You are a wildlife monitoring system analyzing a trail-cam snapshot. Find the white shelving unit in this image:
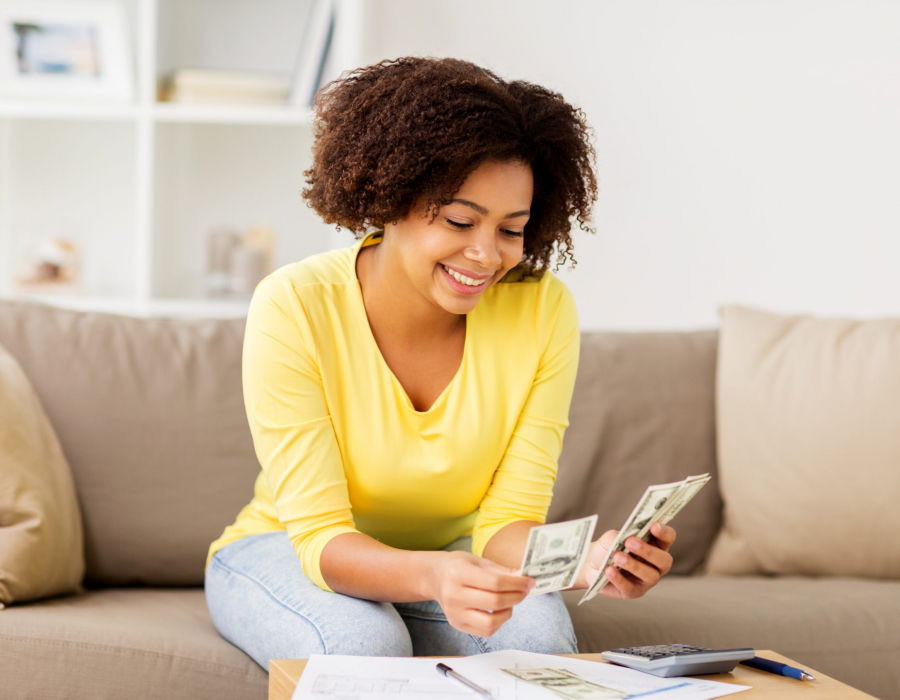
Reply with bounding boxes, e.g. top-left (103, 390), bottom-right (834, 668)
top-left (0, 0), bottom-right (366, 318)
